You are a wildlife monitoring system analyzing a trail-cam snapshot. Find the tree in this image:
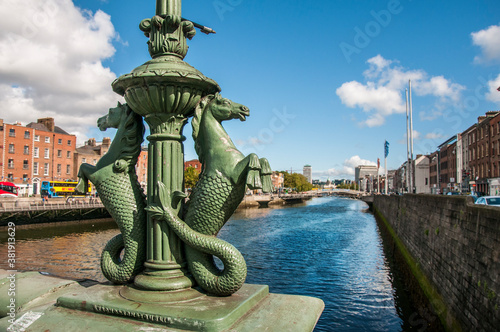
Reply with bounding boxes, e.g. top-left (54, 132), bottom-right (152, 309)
top-left (184, 166), bottom-right (199, 189)
top-left (281, 171), bottom-right (312, 192)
